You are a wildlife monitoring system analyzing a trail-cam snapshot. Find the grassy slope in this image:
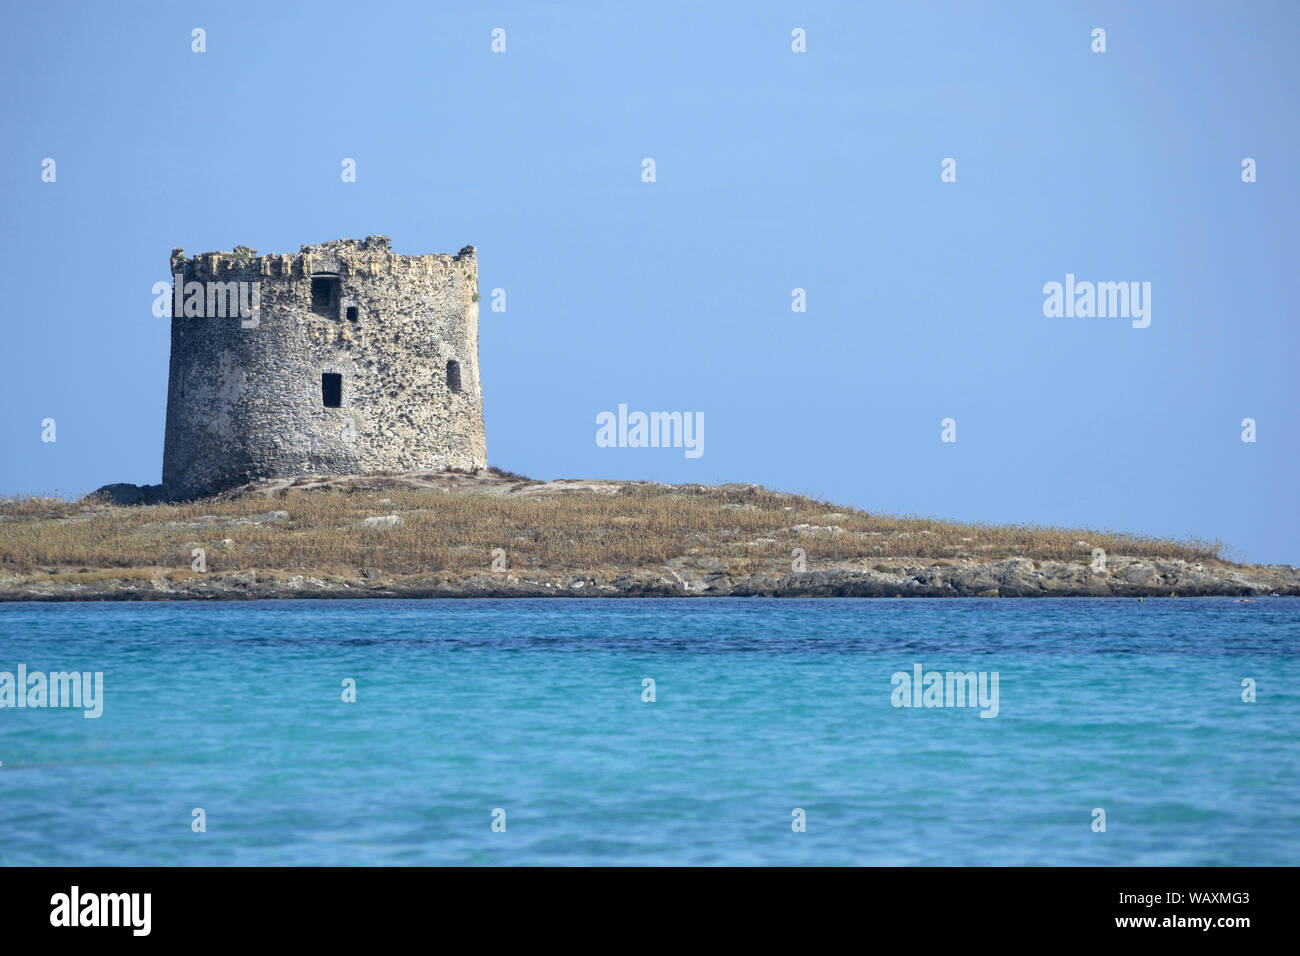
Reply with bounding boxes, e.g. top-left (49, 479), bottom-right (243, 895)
top-left (0, 473), bottom-right (1228, 586)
